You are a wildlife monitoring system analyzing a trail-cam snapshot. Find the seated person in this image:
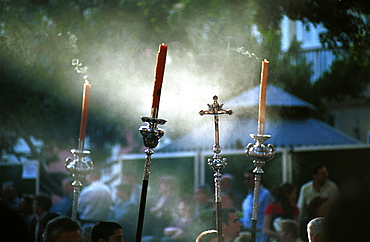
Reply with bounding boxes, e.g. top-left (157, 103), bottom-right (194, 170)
top-left (90, 221), bottom-right (124, 242)
top-left (43, 216), bottom-right (81, 242)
